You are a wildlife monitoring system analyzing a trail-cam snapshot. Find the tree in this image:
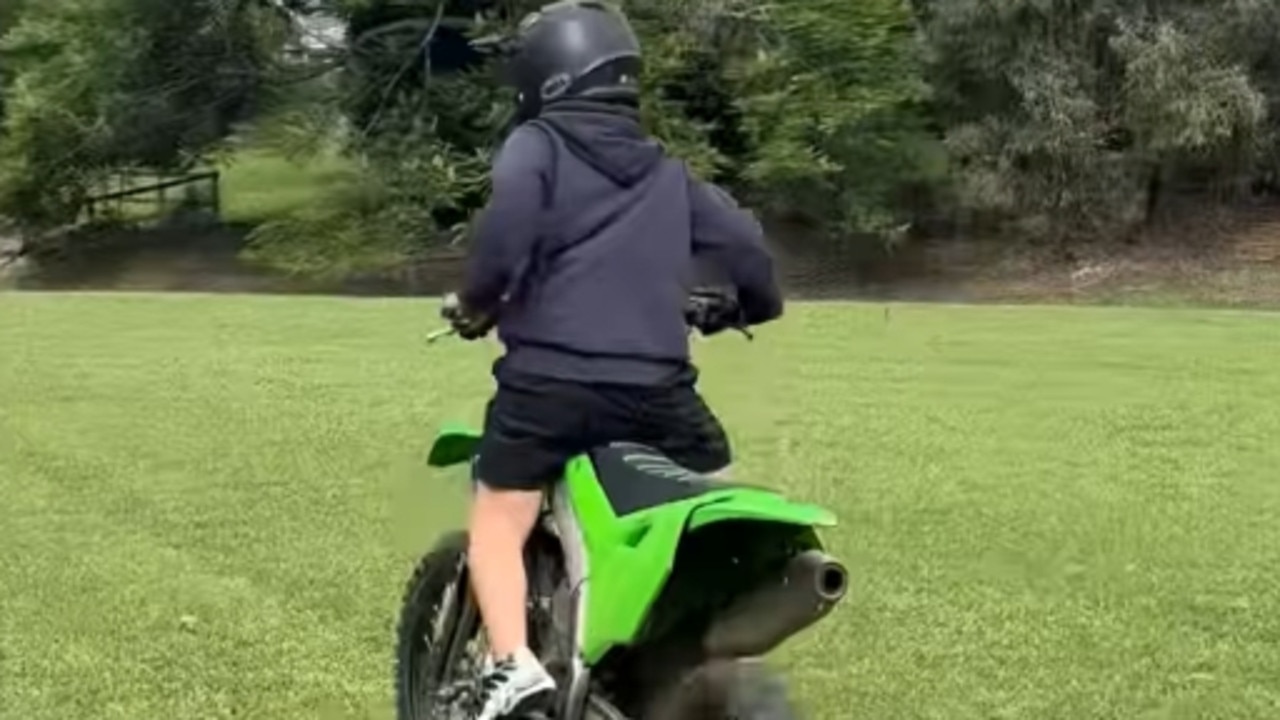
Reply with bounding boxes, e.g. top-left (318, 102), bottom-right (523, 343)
top-left (916, 0), bottom-right (1273, 244)
top-left (7, 0), bottom-right (1278, 273)
top-left (0, 0), bottom-right (287, 223)
top-left (245, 0), bottom-right (937, 274)
top-left (0, 0), bottom-right (28, 131)
top-left (728, 0), bottom-right (936, 238)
